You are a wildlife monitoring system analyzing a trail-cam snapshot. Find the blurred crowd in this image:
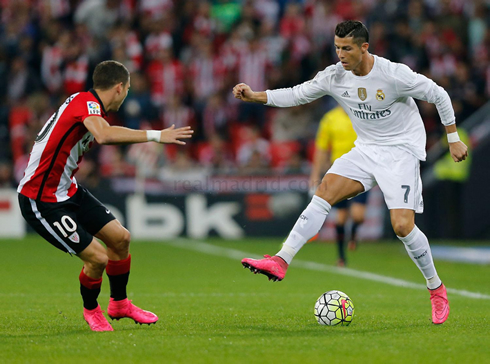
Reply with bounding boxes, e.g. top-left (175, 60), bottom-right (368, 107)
top-left (0, 0), bottom-right (489, 188)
